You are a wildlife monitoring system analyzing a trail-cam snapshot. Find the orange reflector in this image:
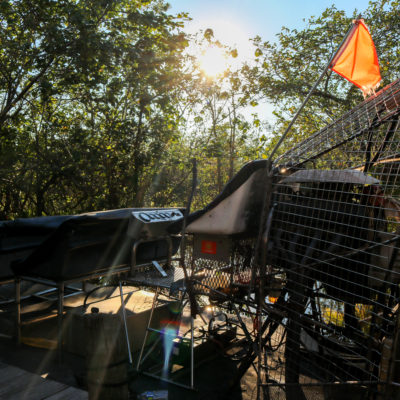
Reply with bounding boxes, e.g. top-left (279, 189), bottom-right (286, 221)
top-left (268, 296), bottom-right (278, 304)
top-left (201, 240), bottom-right (217, 254)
